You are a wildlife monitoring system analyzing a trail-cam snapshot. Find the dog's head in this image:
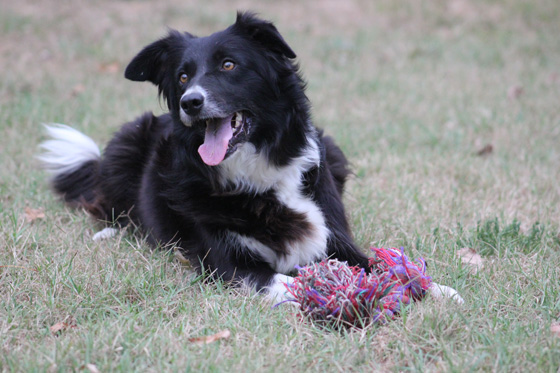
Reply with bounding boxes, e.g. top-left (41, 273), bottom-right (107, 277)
top-left (125, 12), bottom-right (305, 166)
